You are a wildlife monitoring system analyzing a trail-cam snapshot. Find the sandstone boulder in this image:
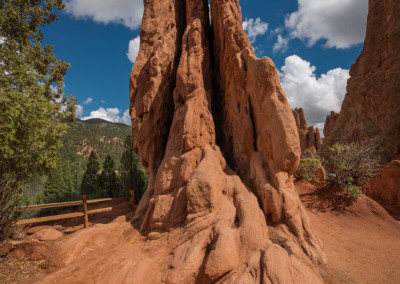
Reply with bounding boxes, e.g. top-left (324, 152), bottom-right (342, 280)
top-left (293, 108), bottom-right (322, 153)
top-left (8, 240), bottom-right (52, 261)
top-left (31, 228), bottom-right (63, 241)
top-left (25, 225), bottom-right (63, 235)
top-left (365, 160), bottom-right (400, 208)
